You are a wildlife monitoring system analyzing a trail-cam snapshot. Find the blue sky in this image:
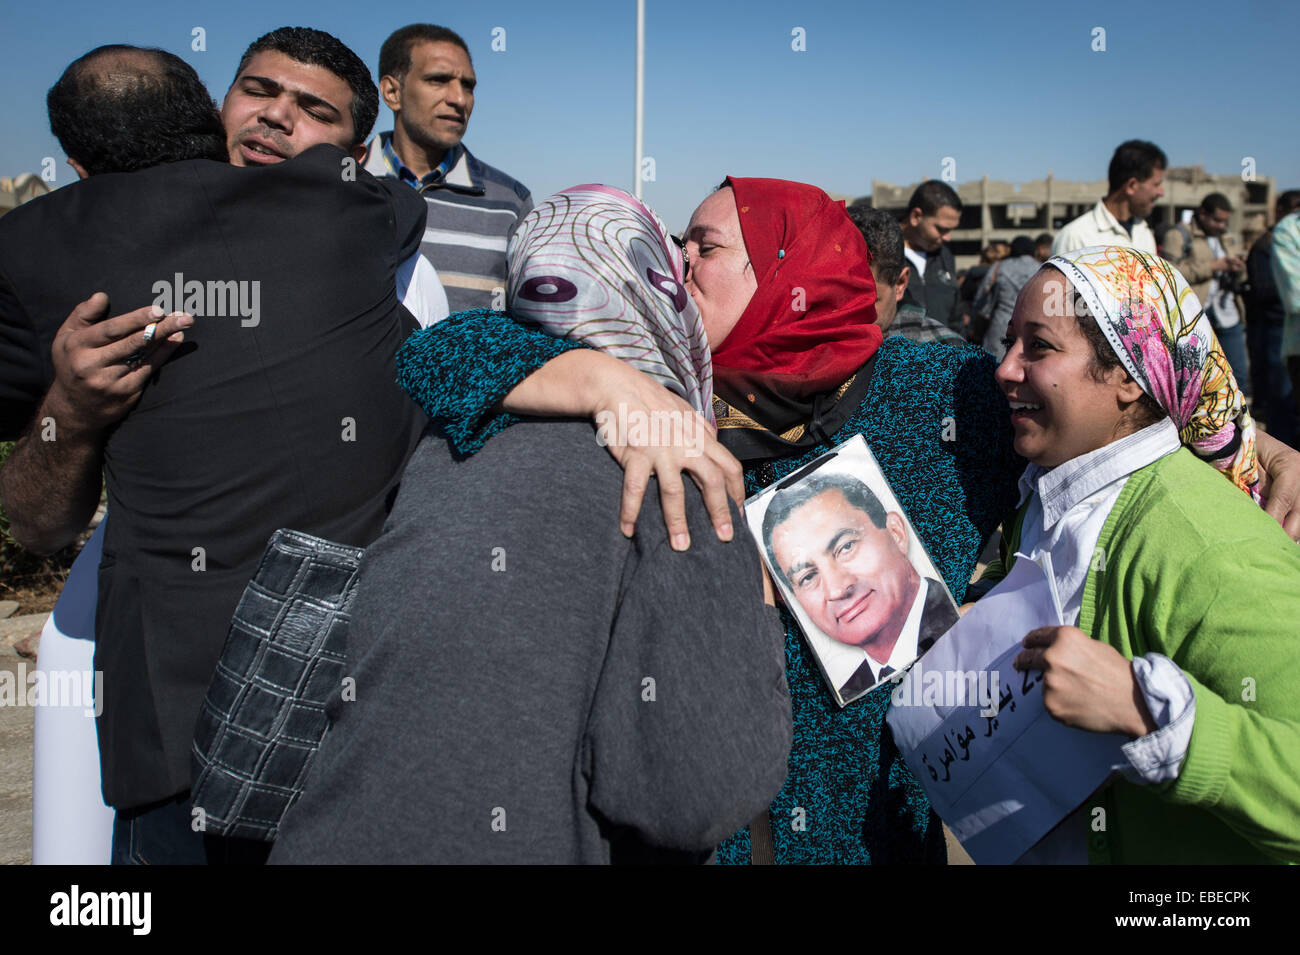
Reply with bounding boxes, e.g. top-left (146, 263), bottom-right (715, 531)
top-left (2, 0), bottom-right (1295, 229)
